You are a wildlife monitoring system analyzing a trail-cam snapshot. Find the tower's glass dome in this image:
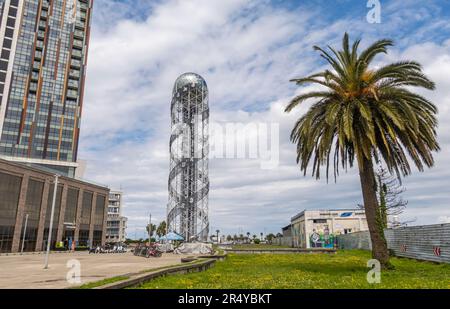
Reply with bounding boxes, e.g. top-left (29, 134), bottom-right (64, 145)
top-left (173, 72), bottom-right (207, 91)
